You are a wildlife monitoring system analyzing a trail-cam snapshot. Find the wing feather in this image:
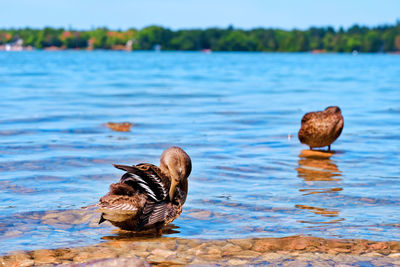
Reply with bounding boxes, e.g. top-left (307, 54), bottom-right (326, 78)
top-left (137, 201), bottom-right (168, 229)
top-left (113, 164), bottom-right (168, 202)
top-left (97, 195), bottom-right (139, 214)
